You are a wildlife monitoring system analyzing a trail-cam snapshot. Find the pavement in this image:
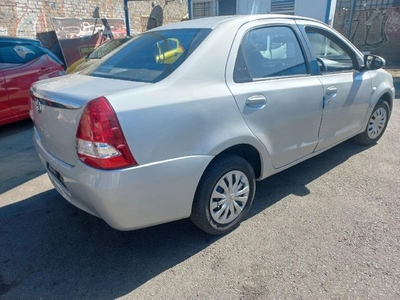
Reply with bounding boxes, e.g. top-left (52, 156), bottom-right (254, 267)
top-left (384, 64), bottom-right (400, 98)
top-left (385, 64), bottom-right (400, 77)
